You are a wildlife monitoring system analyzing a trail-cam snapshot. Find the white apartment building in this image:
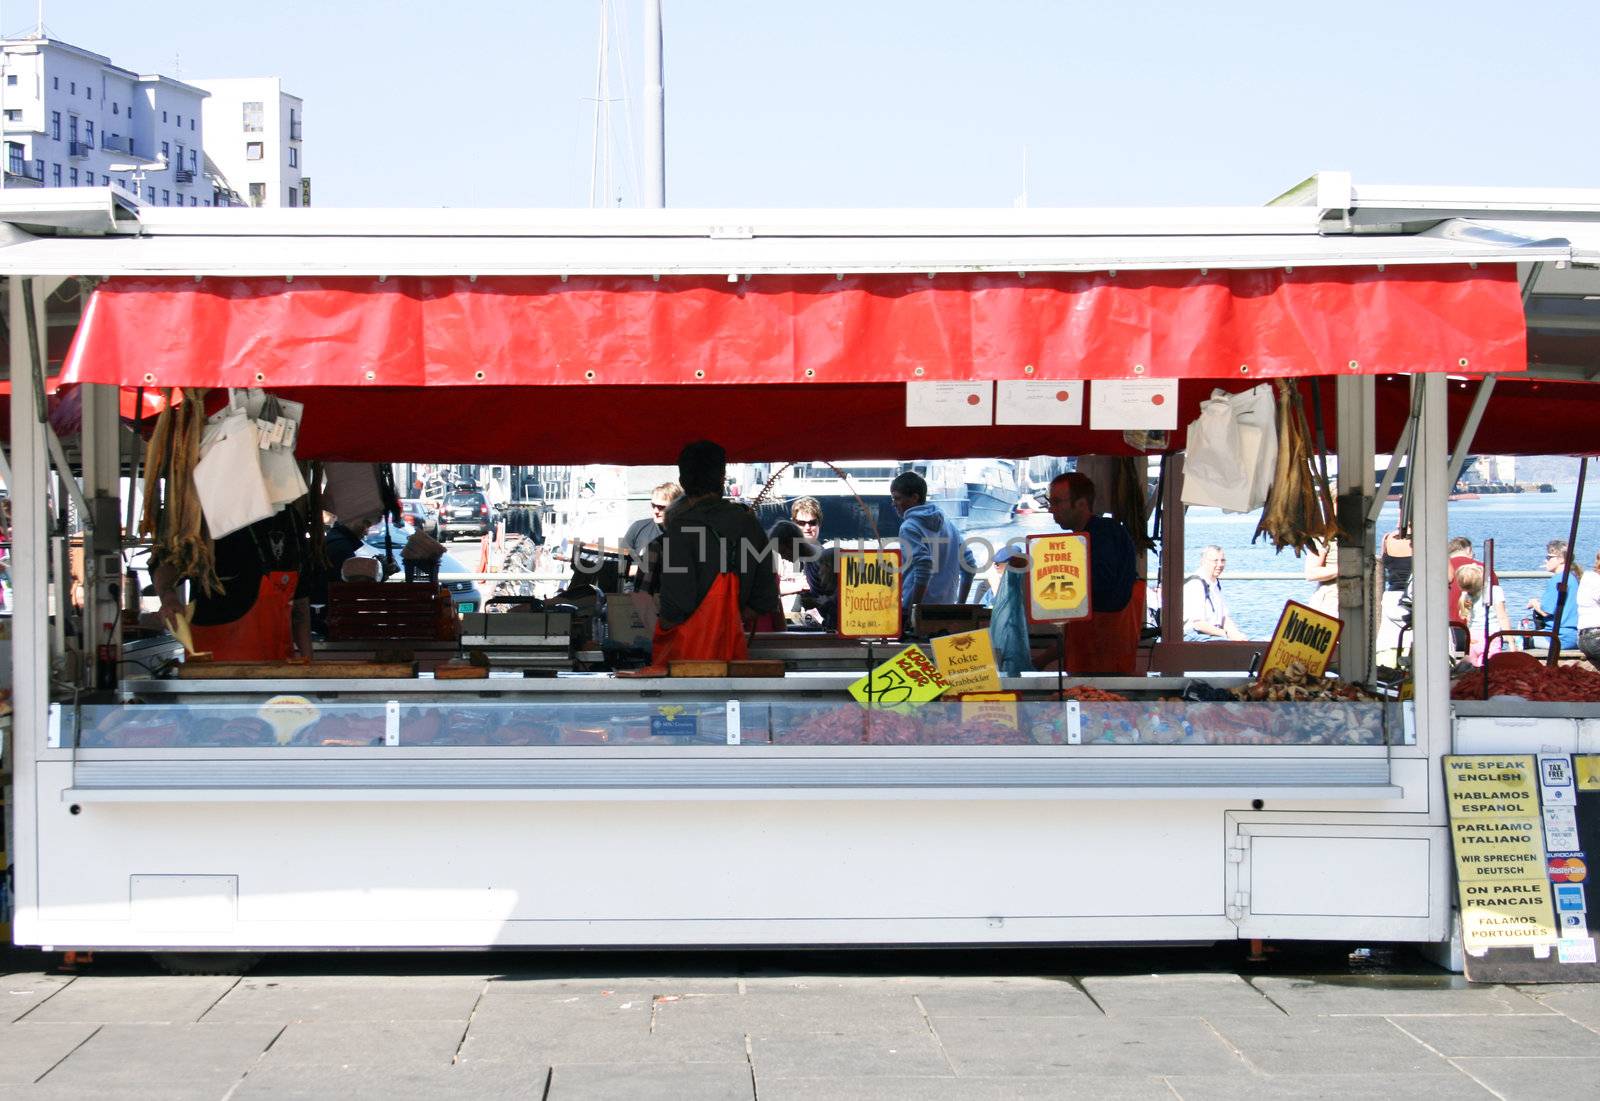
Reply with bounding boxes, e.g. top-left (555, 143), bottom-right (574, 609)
top-left (0, 37), bottom-right (224, 207)
top-left (194, 77), bottom-right (305, 208)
